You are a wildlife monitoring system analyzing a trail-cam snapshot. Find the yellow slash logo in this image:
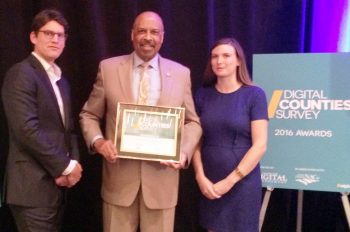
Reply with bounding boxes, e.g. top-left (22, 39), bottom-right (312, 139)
top-left (268, 90), bottom-right (283, 118)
